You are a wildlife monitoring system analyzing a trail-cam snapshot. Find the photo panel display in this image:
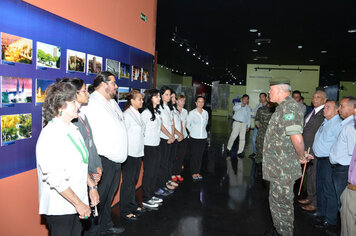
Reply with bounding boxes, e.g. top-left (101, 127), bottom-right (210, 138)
top-left (35, 79), bottom-right (54, 104)
top-left (1, 32), bottom-right (33, 64)
top-left (1, 113), bottom-right (32, 146)
top-left (142, 70), bottom-right (150, 82)
top-left (66, 49), bottom-right (85, 73)
top-left (36, 42), bottom-right (61, 69)
top-left (120, 62), bottom-right (131, 79)
top-left (87, 54), bottom-right (102, 75)
top-left (131, 66), bottom-right (142, 81)
top-left (106, 59), bottom-right (120, 77)
top-left (1, 76), bottom-right (32, 106)
top-left (118, 86), bottom-right (130, 102)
